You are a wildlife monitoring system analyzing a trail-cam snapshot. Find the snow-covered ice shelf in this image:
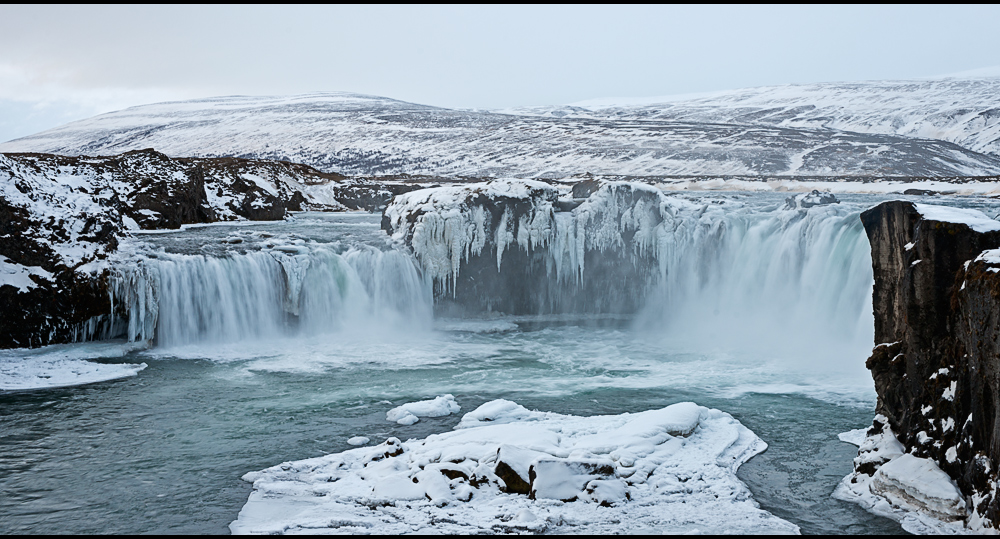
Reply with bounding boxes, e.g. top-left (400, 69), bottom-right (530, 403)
top-left (230, 400), bottom-right (798, 534)
top-left (915, 203), bottom-right (1000, 233)
top-left (0, 342), bottom-right (147, 391)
